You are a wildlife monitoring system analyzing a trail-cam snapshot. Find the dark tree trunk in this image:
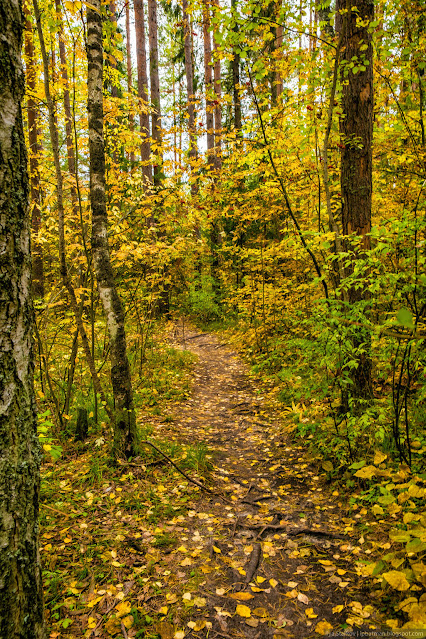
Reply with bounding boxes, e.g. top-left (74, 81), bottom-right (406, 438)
top-left (134, 0), bottom-right (152, 184)
top-left (148, 0), bottom-right (162, 183)
top-left (231, 0), bottom-right (242, 130)
top-left (0, 0), bottom-right (45, 636)
top-left (183, 0), bottom-right (197, 174)
top-left (86, 0), bottom-right (138, 458)
top-left (24, 3), bottom-right (44, 297)
top-left (202, 0), bottom-right (214, 164)
top-left (338, 0), bottom-right (374, 404)
top-left (125, 0), bottom-right (136, 164)
top-left (212, 0), bottom-right (222, 168)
